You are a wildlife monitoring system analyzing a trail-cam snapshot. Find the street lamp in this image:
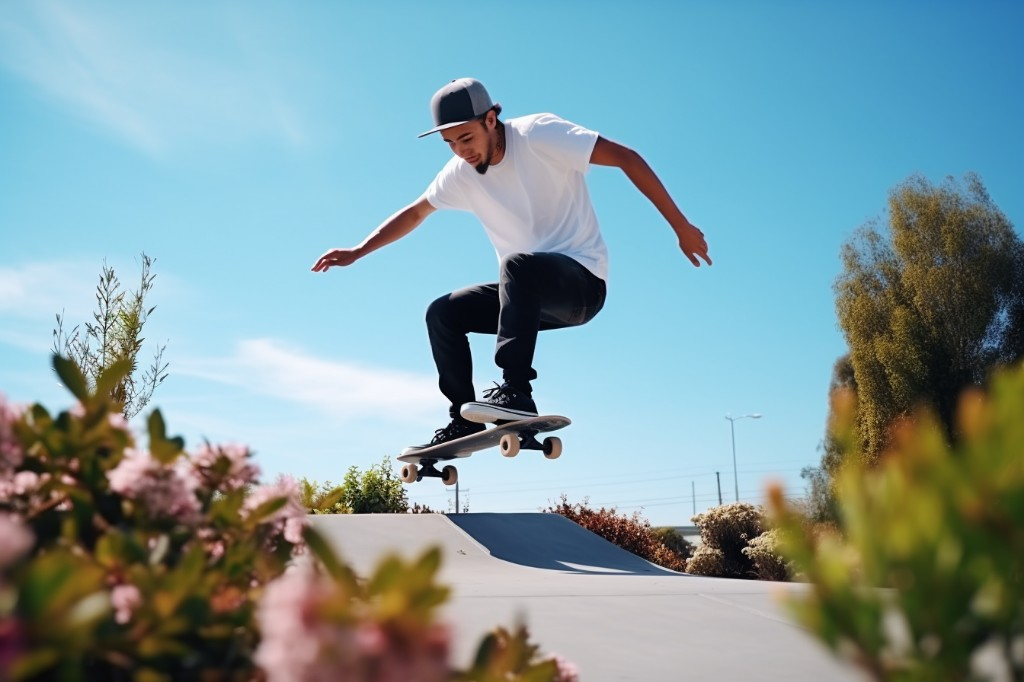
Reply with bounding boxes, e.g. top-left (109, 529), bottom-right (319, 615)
top-left (726, 413), bottom-right (762, 503)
